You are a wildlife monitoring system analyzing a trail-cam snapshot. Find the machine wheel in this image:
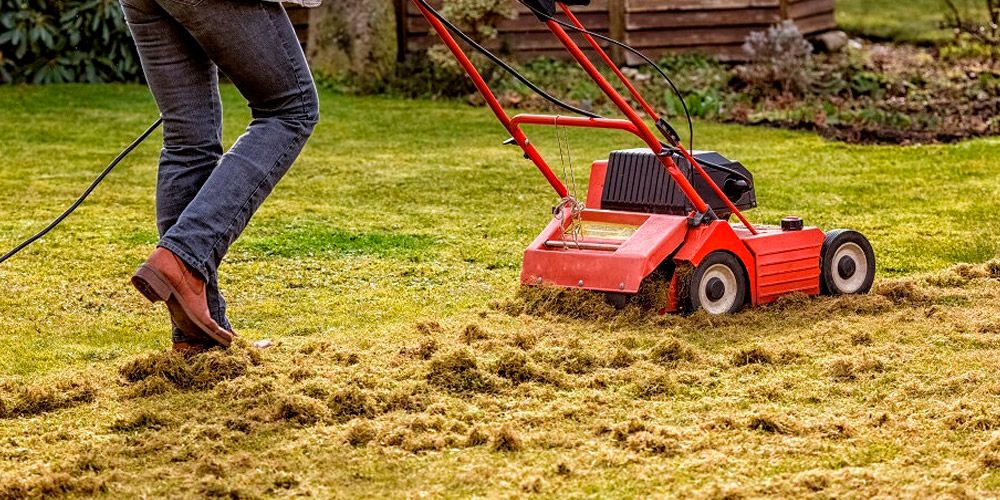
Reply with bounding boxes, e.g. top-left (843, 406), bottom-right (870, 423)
top-left (820, 230), bottom-right (875, 295)
top-left (685, 252), bottom-right (747, 315)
